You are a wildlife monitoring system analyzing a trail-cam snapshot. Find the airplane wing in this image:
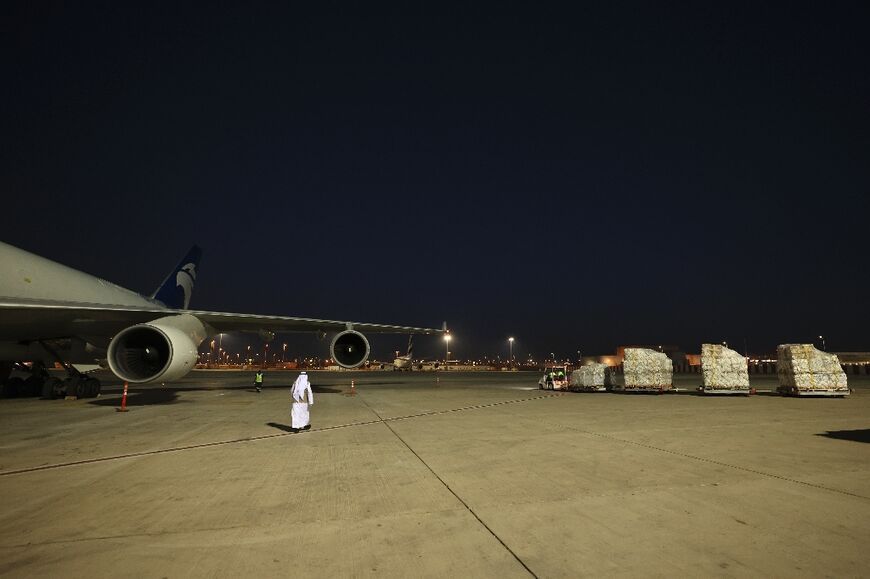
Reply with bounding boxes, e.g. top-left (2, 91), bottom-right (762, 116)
top-left (0, 298), bottom-right (443, 340)
top-left (0, 241), bottom-right (443, 388)
top-left (188, 309), bottom-right (442, 335)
